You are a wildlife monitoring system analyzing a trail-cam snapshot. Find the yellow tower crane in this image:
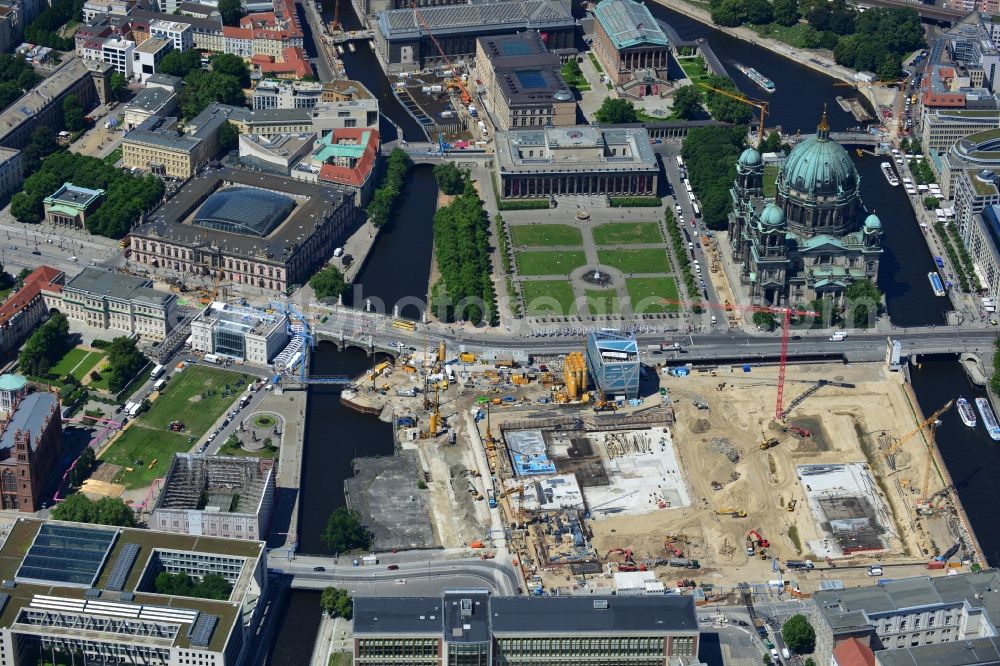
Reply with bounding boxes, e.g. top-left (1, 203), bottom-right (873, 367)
top-left (697, 83), bottom-right (769, 144)
top-left (882, 399), bottom-right (953, 501)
